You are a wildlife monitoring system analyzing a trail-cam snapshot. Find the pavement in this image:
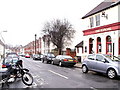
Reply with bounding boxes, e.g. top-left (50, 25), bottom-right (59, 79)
top-left (74, 62), bottom-right (82, 68)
